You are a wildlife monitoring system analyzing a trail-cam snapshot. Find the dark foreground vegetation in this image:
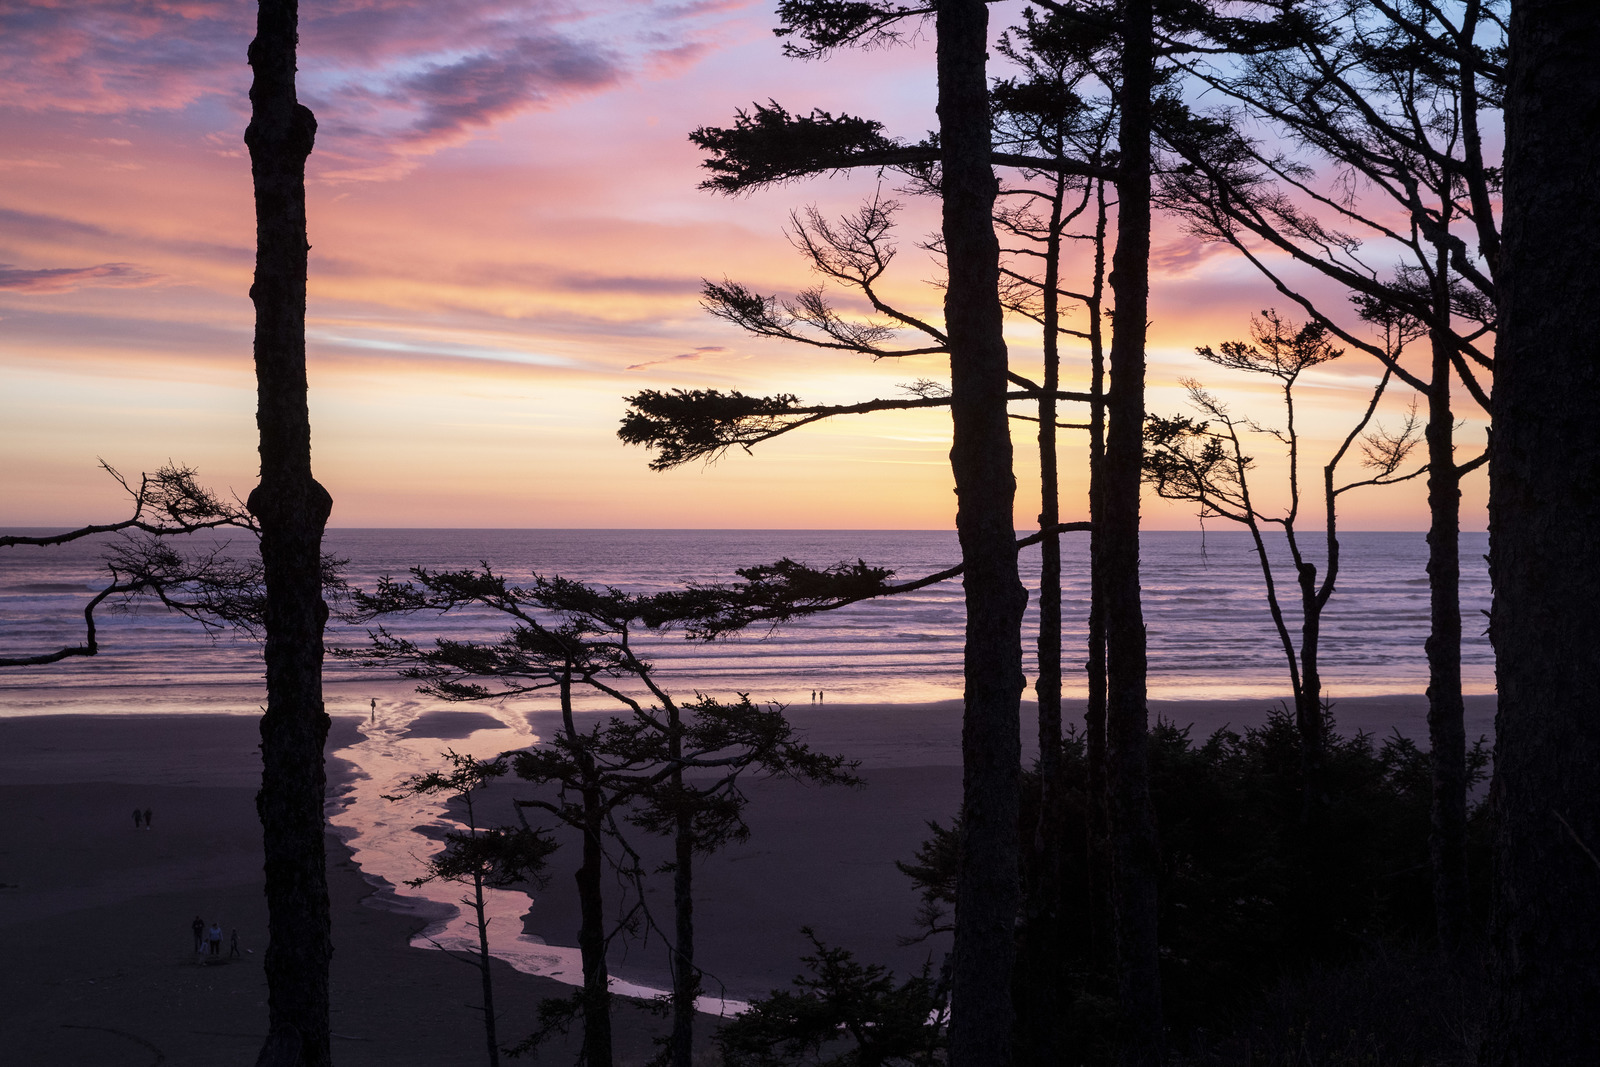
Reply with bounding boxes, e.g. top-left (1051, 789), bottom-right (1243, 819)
top-left (718, 707), bottom-right (1492, 1067)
